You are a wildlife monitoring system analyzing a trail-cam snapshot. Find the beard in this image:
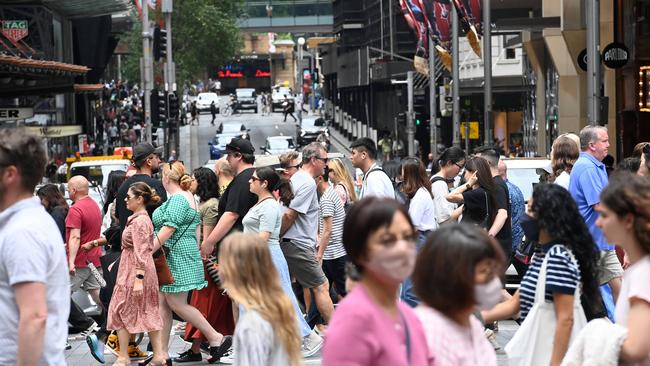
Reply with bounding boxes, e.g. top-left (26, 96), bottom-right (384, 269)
top-left (151, 164), bottom-right (160, 175)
